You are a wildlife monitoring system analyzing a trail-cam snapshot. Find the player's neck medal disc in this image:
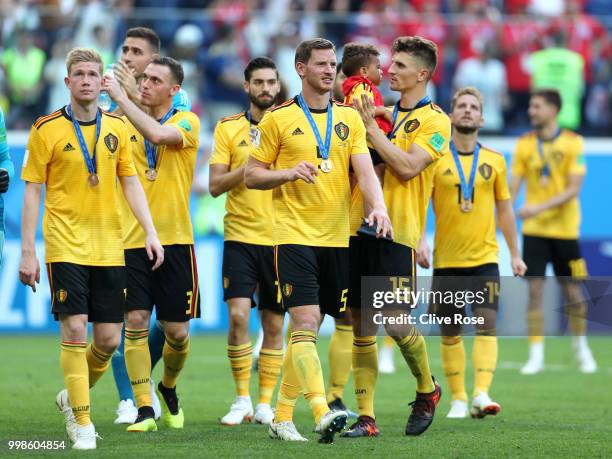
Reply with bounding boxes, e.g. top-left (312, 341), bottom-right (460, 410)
top-left (320, 159), bottom-right (333, 173)
top-left (146, 169), bottom-right (158, 181)
top-left (88, 173), bottom-right (99, 187)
